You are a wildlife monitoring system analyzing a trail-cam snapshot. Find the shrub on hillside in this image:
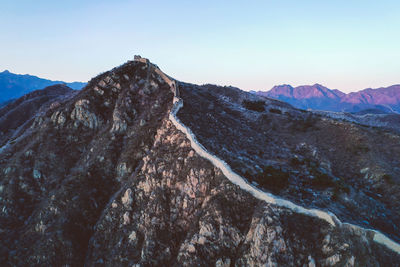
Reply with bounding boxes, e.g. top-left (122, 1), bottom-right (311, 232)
top-left (255, 166), bottom-right (290, 193)
top-left (311, 172), bottom-right (336, 188)
top-left (269, 108), bottom-right (282, 114)
top-left (242, 100), bottom-right (265, 112)
top-left (290, 157), bottom-right (303, 166)
top-left (382, 174), bottom-right (394, 184)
